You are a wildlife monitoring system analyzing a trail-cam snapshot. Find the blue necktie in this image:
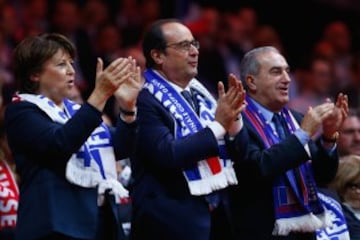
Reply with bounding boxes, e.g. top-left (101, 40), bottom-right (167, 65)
top-left (181, 90), bottom-right (199, 114)
top-left (273, 113), bottom-right (304, 191)
top-left (272, 113), bottom-right (288, 140)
